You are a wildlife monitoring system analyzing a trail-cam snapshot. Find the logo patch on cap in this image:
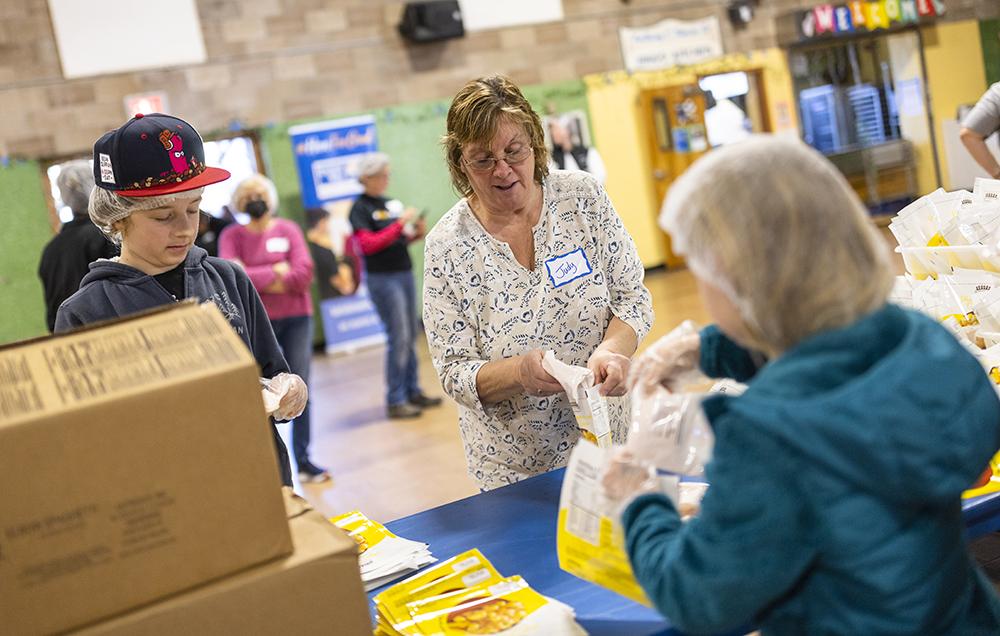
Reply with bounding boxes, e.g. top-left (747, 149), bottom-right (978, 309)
top-left (99, 153), bottom-right (115, 184)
